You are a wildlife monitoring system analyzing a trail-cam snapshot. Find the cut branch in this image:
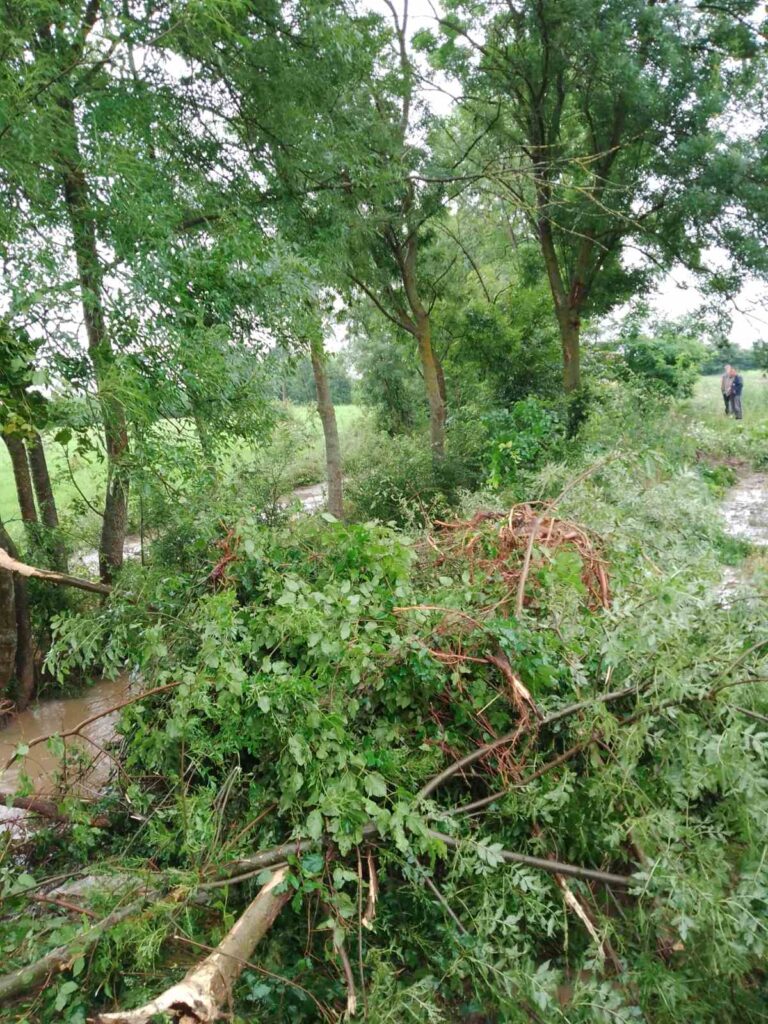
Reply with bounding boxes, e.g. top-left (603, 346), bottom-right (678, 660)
top-left (0, 895), bottom-right (150, 1004)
